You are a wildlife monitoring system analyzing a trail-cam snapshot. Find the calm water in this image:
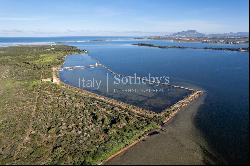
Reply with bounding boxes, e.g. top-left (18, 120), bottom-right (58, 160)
top-left (60, 55), bottom-right (192, 112)
top-left (0, 37), bottom-right (249, 164)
